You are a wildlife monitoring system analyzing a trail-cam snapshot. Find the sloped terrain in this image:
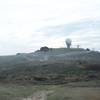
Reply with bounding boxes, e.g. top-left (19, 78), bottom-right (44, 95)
top-left (0, 48), bottom-right (100, 84)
